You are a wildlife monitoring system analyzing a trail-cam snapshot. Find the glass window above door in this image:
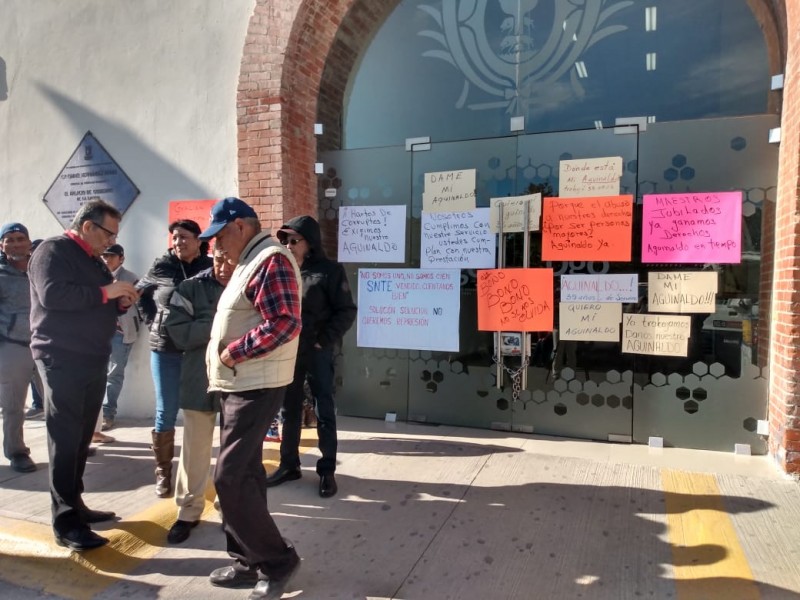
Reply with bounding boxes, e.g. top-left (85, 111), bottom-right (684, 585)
top-left (344, 0), bottom-right (770, 148)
